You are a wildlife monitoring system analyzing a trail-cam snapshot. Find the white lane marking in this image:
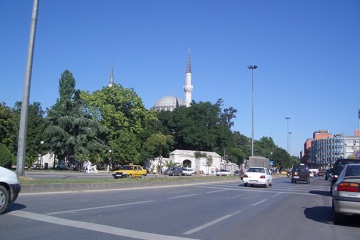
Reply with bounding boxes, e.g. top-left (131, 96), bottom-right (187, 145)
top-left (168, 194), bottom-right (198, 199)
top-left (183, 210), bottom-right (242, 235)
top-left (9, 210), bottom-right (199, 240)
top-left (206, 190), bottom-right (227, 194)
top-left (251, 199), bottom-right (267, 206)
top-left (46, 200), bottom-right (154, 215)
